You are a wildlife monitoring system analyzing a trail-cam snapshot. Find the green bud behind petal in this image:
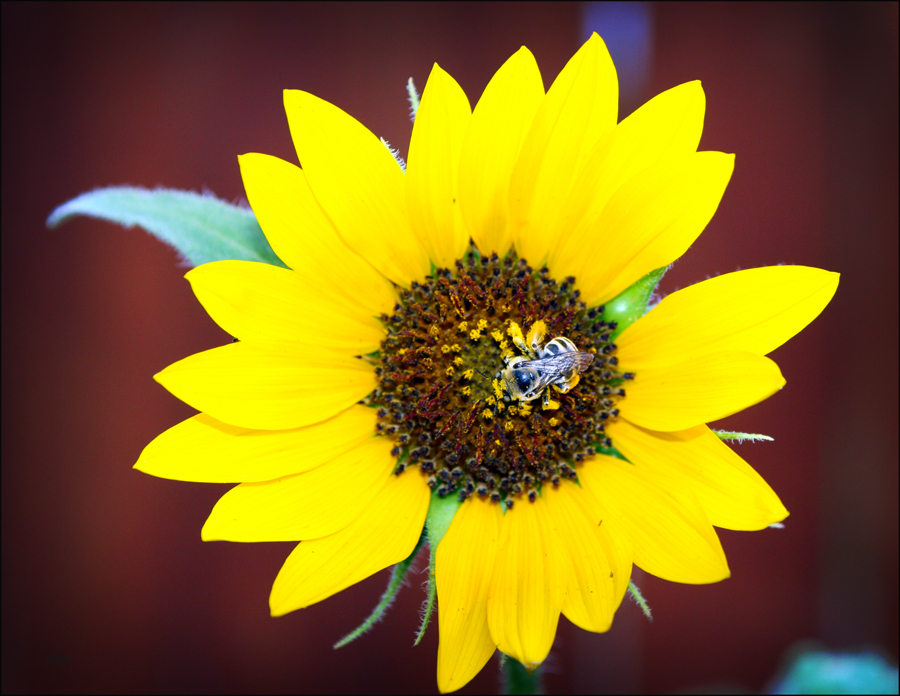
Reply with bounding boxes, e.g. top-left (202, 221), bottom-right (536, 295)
top-left (603, 265), bottom-right (668, 340)
top-left (47, 187), bottom-right (286, 269)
